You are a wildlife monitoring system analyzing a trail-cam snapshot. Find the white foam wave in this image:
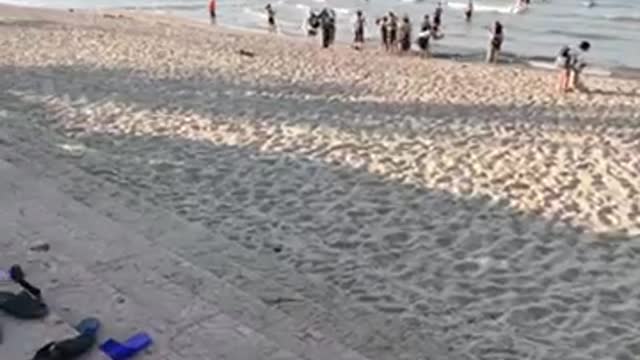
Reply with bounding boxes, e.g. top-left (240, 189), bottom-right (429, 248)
top-left (447, 1), bottom-right (514, 14)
